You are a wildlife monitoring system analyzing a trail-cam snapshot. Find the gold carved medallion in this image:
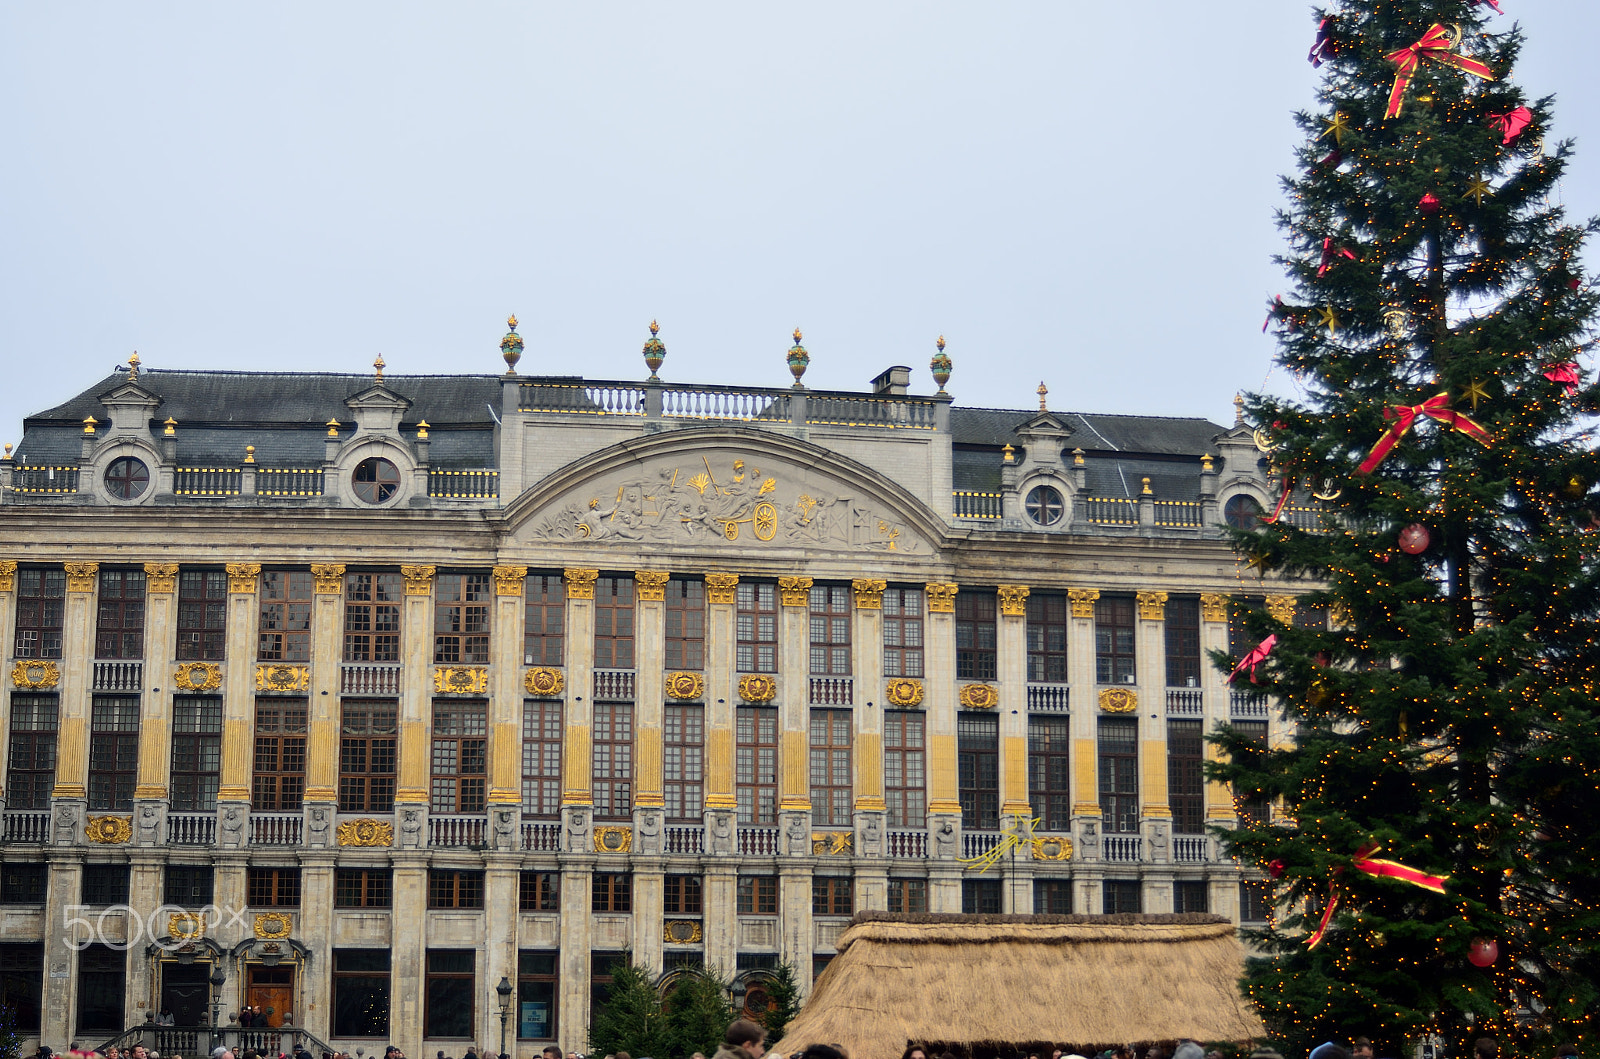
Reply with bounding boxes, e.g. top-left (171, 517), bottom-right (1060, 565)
top-left (256, 664), bottom-right (310, 693)
top-left (664, 920), bottom-right (703, 944)
top-left (738, 674), bottom-right (778, 703)
top-left (958, 683), bottom-right (999, 710)
top-left (884, 678), bottom-right (924, 708)
top-left (12, 660), bottom-right (60, 689)
top-left (665, 672), bottom-right (705, 700)
top-left (173, 662), bottom-right (223, 691)
top-left (594, 826), bottom-right (633, 853)
top-left (1098, 687), bottom-right (1138, 714)
top-left (254, 912), bottom-right (293, 939)
top-left (1031, 835), bottom-right (1074, 861)
top-left (812, 831), bottom-right (854, 855)
top-left (86, 816), bottom-right (133, 844)
top-left (169, 912), bottom-right (206, 940)
top-left (337, 818), bottom-right (394, 847)
top-left (434, 667), bottom-right (489, 694)
top-left (525, 667), bottom-right (565, 696)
